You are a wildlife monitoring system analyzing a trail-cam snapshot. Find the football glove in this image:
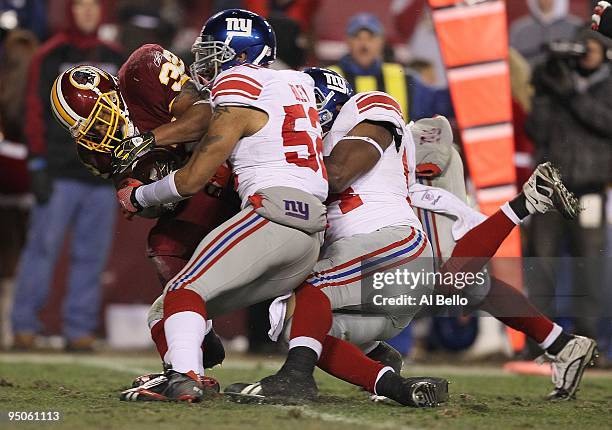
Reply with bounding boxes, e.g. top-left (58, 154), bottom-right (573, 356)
top-left (112, 131), bottom-right (156, 174)
top-left (592, 2), bottom-right (612, 37)
top-left (116, 178), bottom-right (144, 214)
